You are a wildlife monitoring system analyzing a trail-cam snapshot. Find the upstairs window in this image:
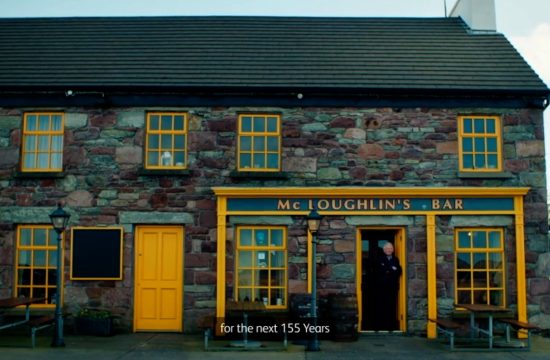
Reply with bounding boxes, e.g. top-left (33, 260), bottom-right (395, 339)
top-left (145, 112), bottom-right (187, 169)
top-left (458, 116), bottom-right (502, 172)
top-left (455, 228), bottom-right (505, 307)
top-left (16, 225), bottom-right (63, 307)
top-left (21, 113), bottom-right (64, 172)
top-left (237, 114), bottom-right (281, 171)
